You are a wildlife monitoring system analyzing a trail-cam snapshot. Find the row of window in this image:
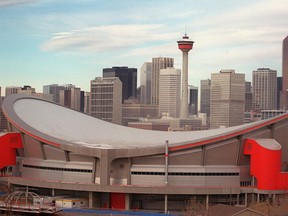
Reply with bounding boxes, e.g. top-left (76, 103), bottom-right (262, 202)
top-left (23, 164), bottom-right (92, 173)
top-left (131, 171), bottom-right (239, 176)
